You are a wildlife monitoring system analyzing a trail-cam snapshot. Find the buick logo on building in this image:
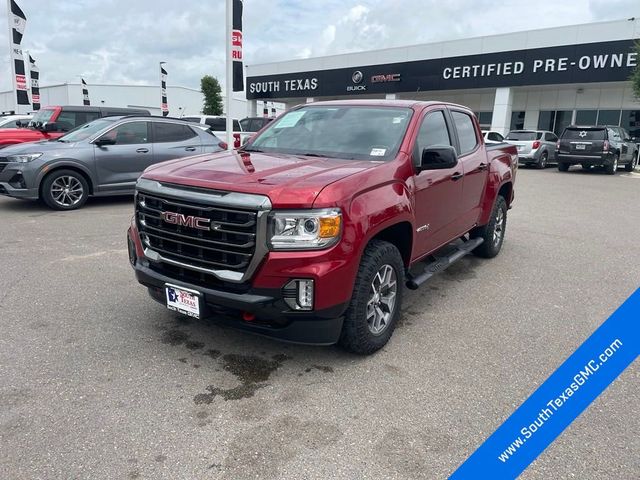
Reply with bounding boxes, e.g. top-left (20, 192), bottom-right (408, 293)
top-left (348, 70), bottom-right (367, 92)
top-left (161, 211), bottom-right (211, 231)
